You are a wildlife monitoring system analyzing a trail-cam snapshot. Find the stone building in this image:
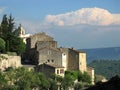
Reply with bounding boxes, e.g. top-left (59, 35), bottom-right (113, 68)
top-left (60, 48), bottom-right (79, 71)
top-left (35, 63), bottom-right (64, 77)
top-left (24, 32), bottom-right (94, 84)
top-left (24, 32), bottom-right (60, 65)
top-left (60, 48), bottom-right (87, 72)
